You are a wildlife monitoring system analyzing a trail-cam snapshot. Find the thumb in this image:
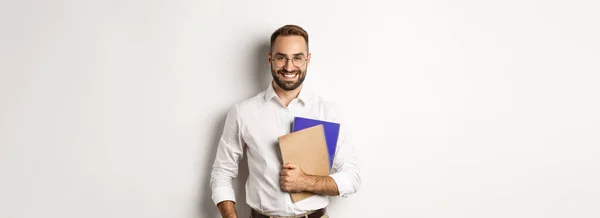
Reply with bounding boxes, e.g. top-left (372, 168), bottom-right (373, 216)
top-left (283, 162), bottom-right (296, 169)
